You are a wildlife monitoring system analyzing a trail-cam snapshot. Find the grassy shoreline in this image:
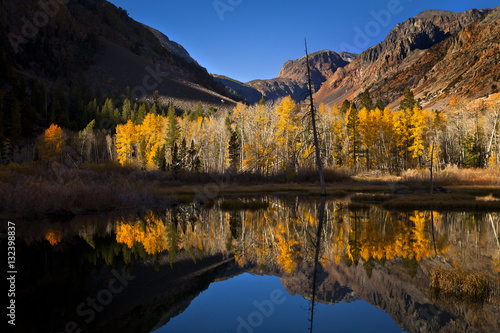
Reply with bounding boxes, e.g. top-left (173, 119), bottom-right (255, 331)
top-left (3, 163), bottom-right (500, 219)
